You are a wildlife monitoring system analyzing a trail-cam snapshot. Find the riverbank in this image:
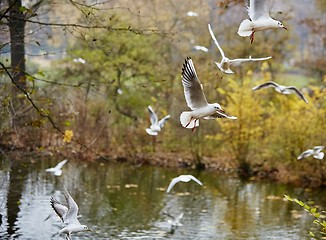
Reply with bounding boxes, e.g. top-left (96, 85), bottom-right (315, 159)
top-left (2, 144), bottom-right (324, 189)
top-left (109, 151), bottom-right (326, 189)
